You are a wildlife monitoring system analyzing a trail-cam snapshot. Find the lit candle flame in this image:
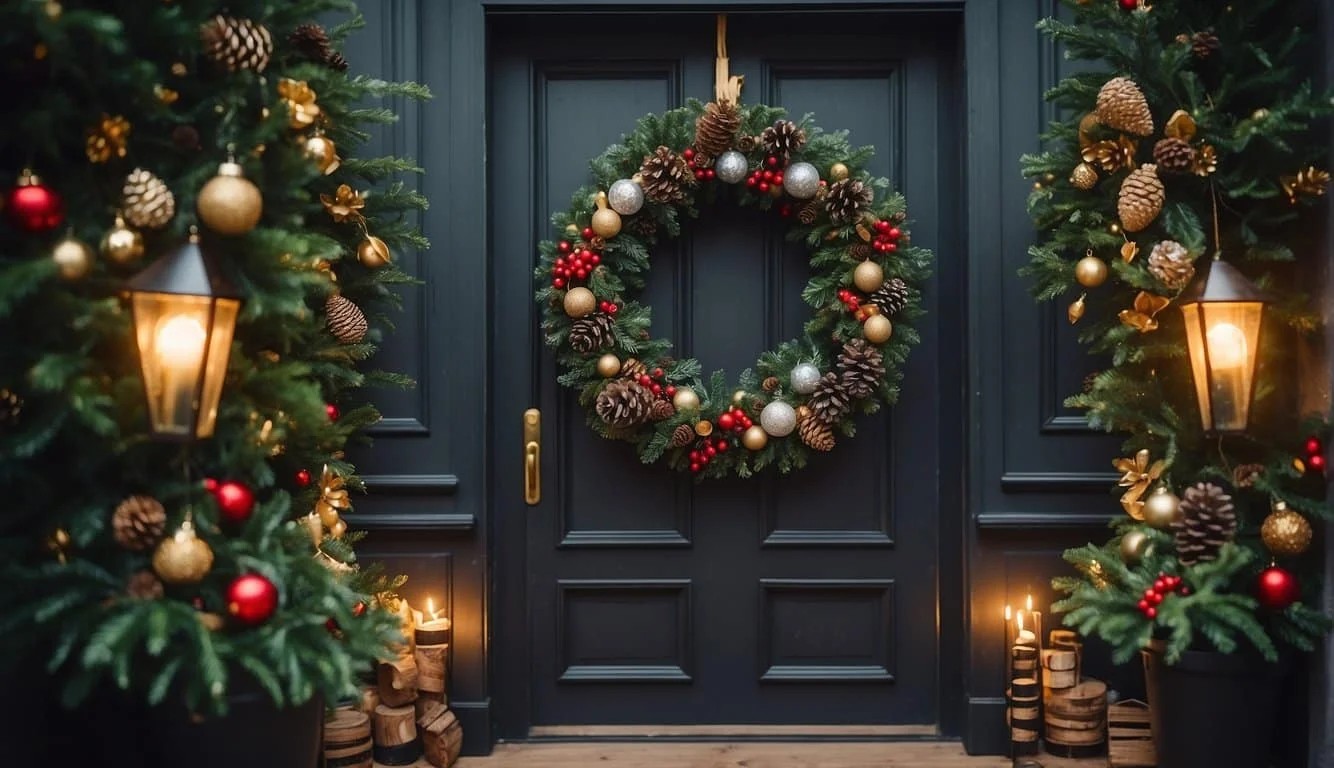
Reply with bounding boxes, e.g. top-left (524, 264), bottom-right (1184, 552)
top-left (1025, 593), bottom-right (1033, 612)
top-left (426, 597), bottom-right (441, 621)
top-left (1016, 612), bottom-right (1024, 632)
top-left (1004, 605), bottom-right (1011, 622)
